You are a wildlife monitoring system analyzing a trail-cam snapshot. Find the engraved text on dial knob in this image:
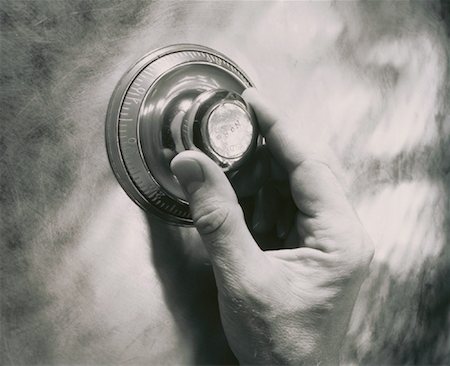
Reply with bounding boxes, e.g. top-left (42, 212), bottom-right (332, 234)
top-left (206, 103), bottom-right (254, 159)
